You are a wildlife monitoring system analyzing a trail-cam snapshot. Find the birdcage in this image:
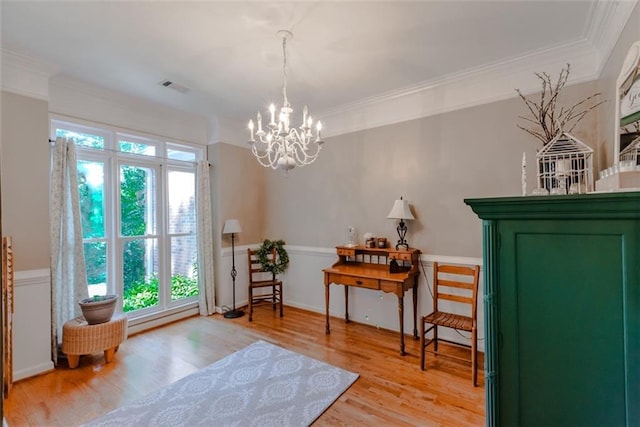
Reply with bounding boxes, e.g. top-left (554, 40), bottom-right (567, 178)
top-left (619, 134), bottom-right (640, 169)
top-left (536, 132), bottom-right (594, 194)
